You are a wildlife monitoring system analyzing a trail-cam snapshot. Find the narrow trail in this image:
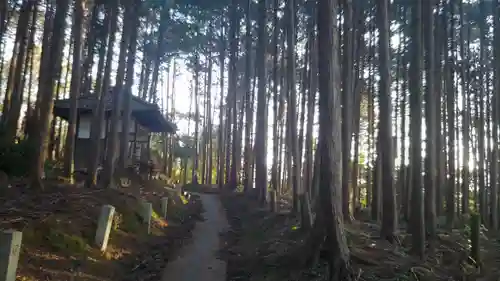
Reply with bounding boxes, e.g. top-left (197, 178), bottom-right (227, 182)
top-left (161, 193), bottom-right (228, 281)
